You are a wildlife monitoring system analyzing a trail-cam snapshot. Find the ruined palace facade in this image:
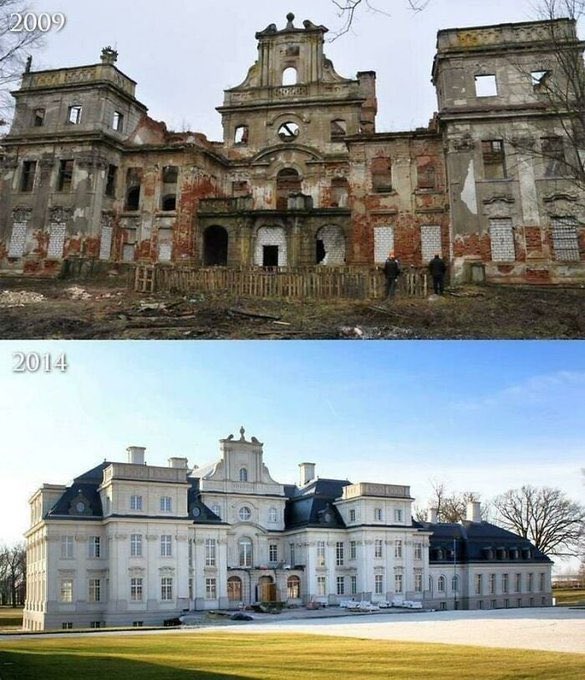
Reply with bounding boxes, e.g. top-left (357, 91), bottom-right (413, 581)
top-left (23, 429), bottom-right (552, 631)
top-left (1, 14), bottom-right (584, 284)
